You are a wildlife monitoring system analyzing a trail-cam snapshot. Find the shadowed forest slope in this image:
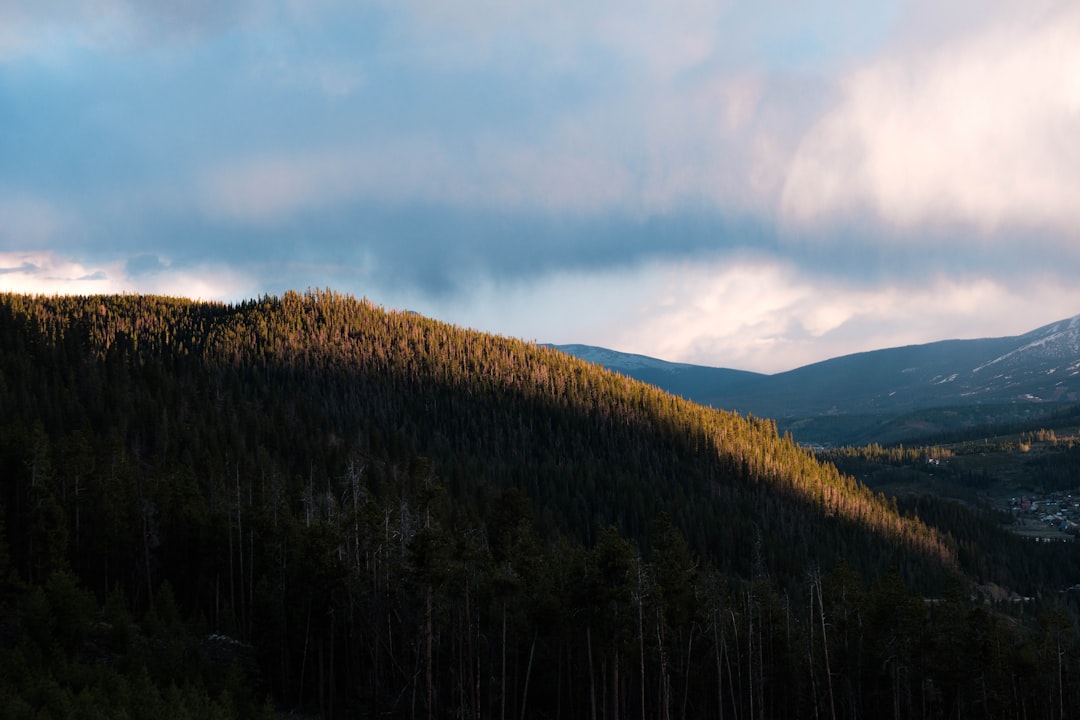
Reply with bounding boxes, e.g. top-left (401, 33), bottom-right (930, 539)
top-left (1, 291), bottom-right (1077, 719)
